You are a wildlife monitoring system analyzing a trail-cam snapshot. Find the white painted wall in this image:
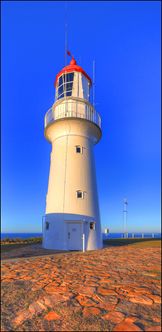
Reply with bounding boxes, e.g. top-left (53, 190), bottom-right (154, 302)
top-left (45, 119), bottom-right (101, 216)
top-left (43, 73), bottom-right (102, 251)
top-left (43, 213), bottom-right (102, 250)
top-left (43, 116), bottom-right (102, 250)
